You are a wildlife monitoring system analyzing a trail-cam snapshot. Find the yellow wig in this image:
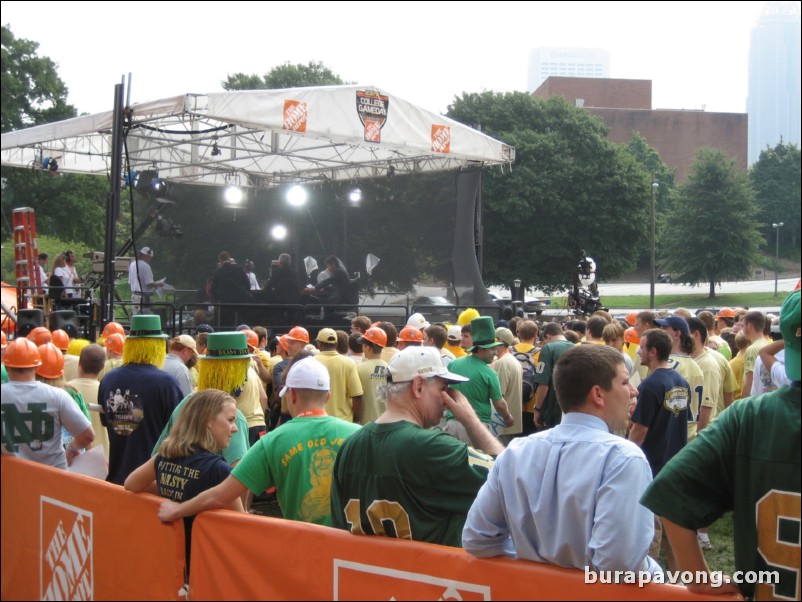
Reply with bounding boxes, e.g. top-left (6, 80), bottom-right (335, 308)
top-left (197, 358), bottom-right (250, 395)
top-left (457, 308), bottom-right (480, 326)
top-left (123, 337), bottom-right (167, 367)
top-left (67, 338), bottom-right (91, 357)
